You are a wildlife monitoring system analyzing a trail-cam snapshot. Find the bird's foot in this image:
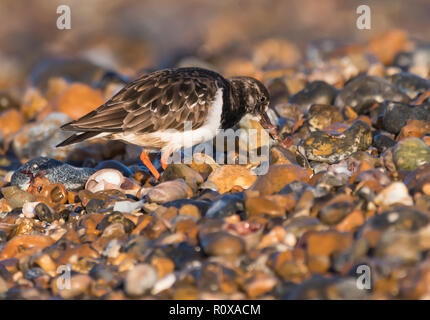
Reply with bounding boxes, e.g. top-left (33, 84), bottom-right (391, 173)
top-left (140, 150), bottom-right (161, 180)
top-left (160, 153), bottom-right (169, 170)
